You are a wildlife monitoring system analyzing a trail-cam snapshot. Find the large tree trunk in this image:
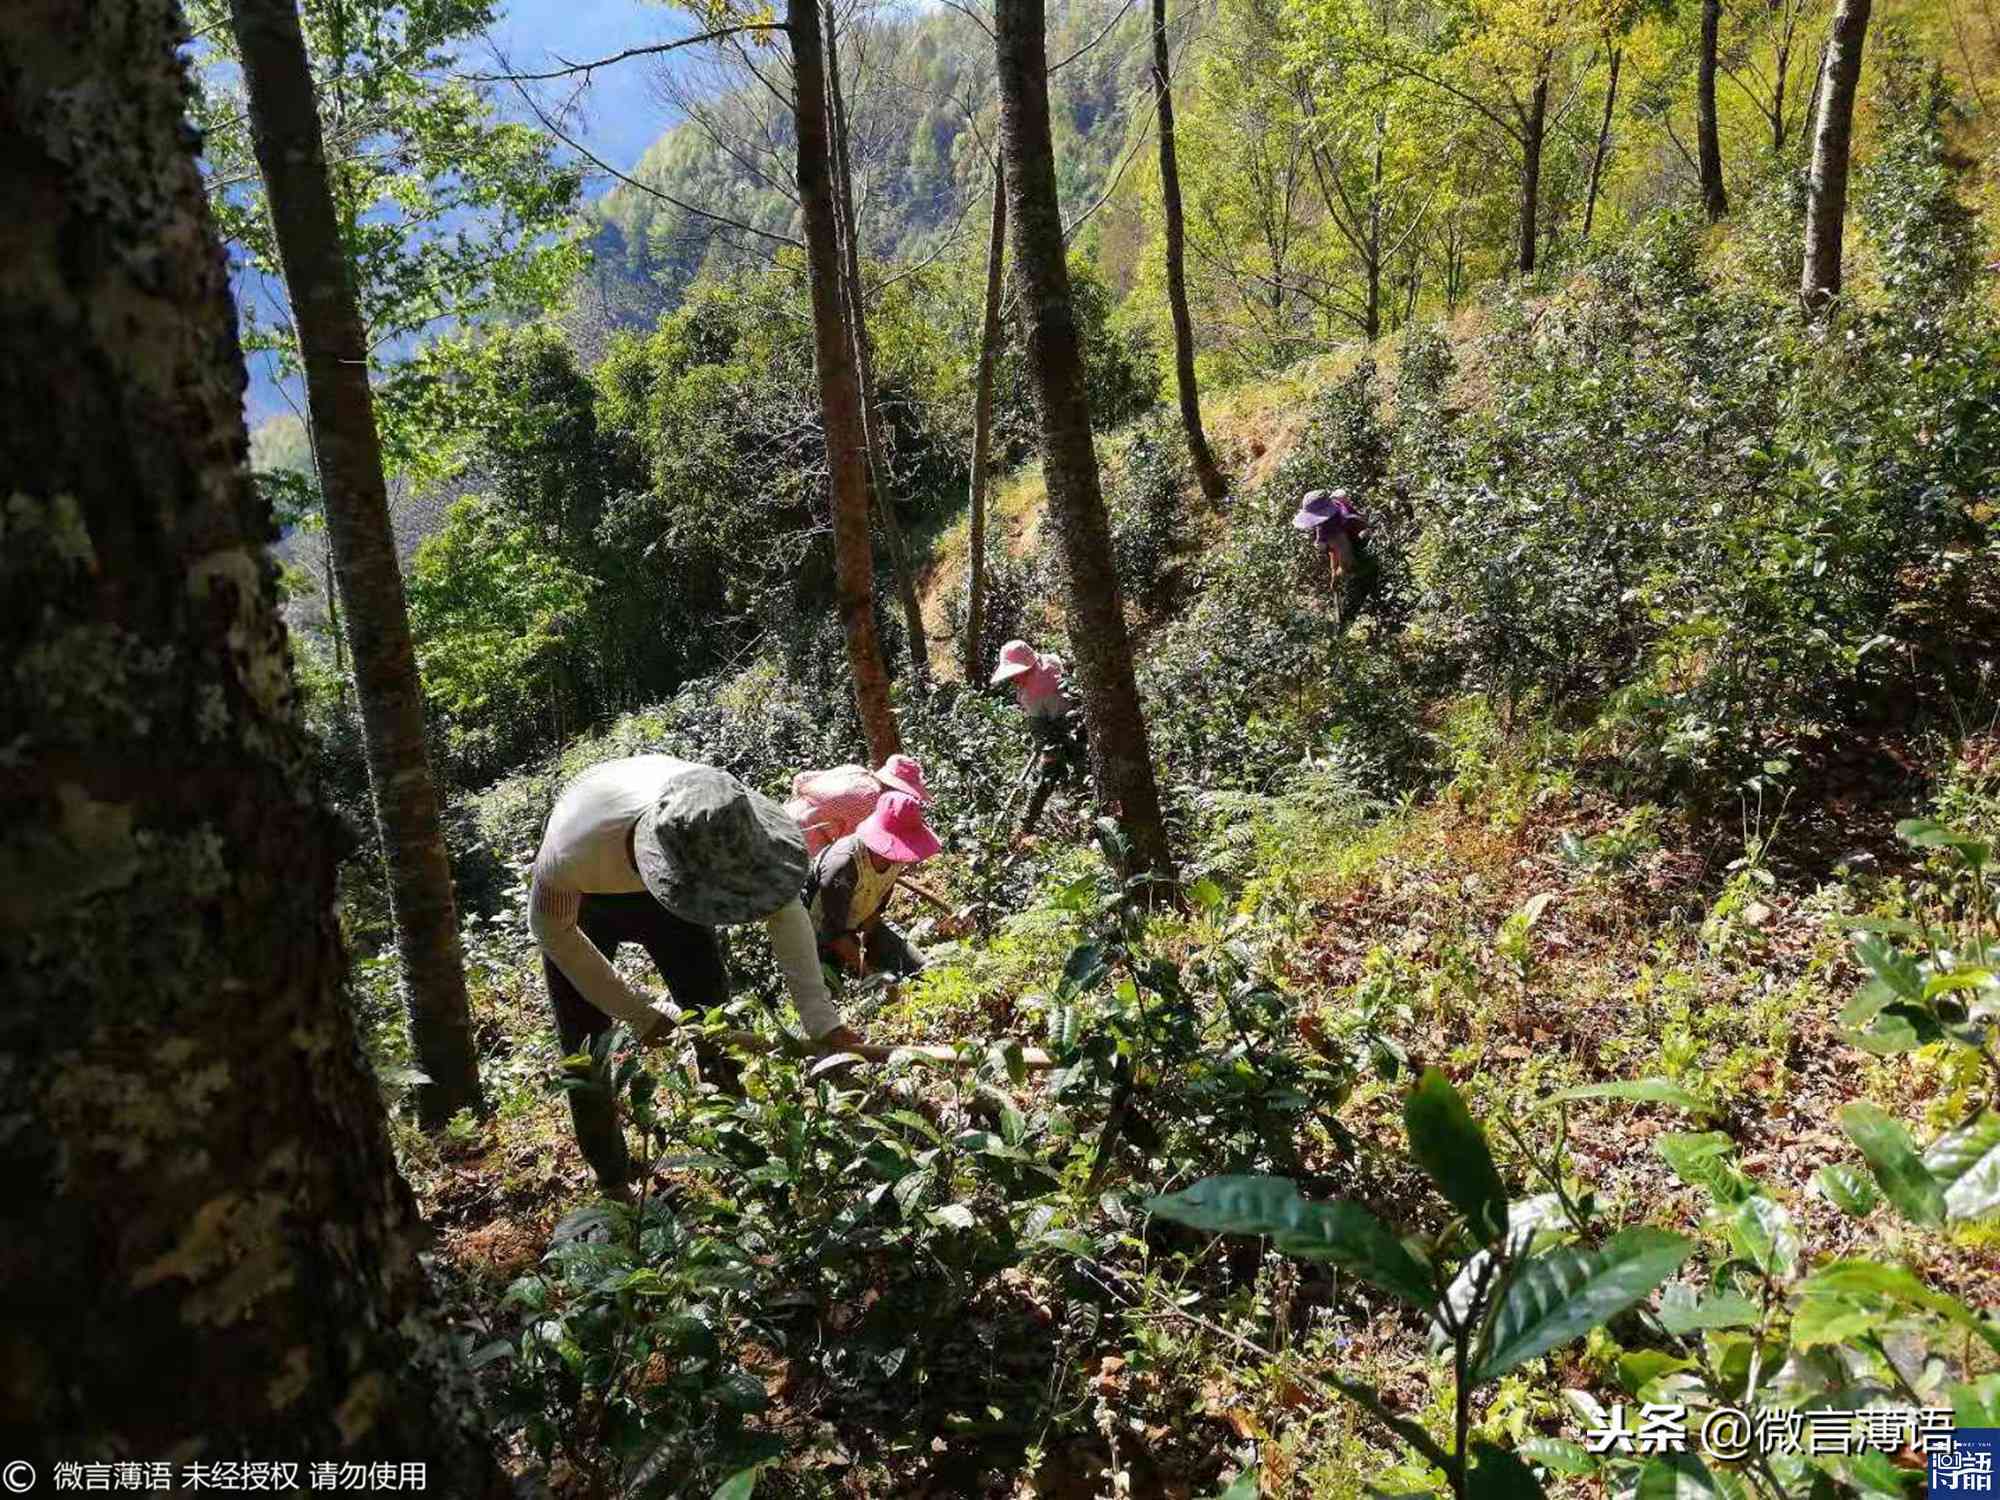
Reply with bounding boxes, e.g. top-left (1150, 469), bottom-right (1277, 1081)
top-left (964, 162), bottom-right (1008, 684)
top-left (1801, 0), bottom-right (1873, 310)
top-left (230, 0), bottom-right (480, 1128)
top-left (1517, 68), bottom-right (1550, 275)
top-left (995, 0), bottom-right (1176, 884)
top-left (826, 2), bottom-right (930, 680)
top-left (1698, 0), bottom-right (1730, 220)
top-left (1151, 0), bottom-right (1227, 502)
top-left (0, 2), bottom-right (504, 1482)
top-left (1582, 48), bottom-right (1622, 239)
top-left (791, 0), bottom-right (901, 761)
